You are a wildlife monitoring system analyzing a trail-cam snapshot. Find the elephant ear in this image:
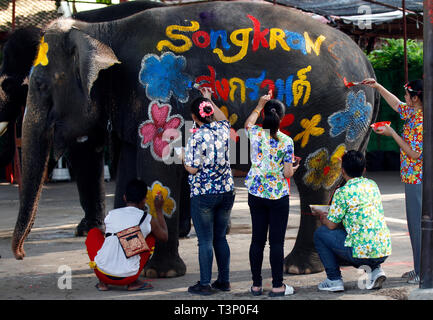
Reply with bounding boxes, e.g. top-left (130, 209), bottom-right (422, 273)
top-left (69, 27), bottom-right (120, 97)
